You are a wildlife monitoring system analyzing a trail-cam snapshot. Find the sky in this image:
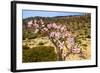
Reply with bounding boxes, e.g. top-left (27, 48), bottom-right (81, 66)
top-left (22, 10), bottom-right (85, 19)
